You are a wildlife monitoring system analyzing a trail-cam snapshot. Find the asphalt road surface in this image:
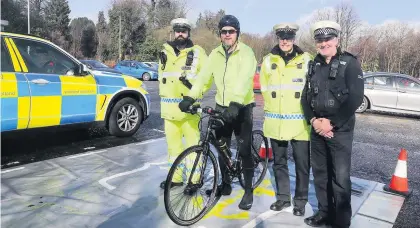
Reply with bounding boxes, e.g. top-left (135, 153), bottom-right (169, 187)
top-left (2, 81), bottom-right (419, 228)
